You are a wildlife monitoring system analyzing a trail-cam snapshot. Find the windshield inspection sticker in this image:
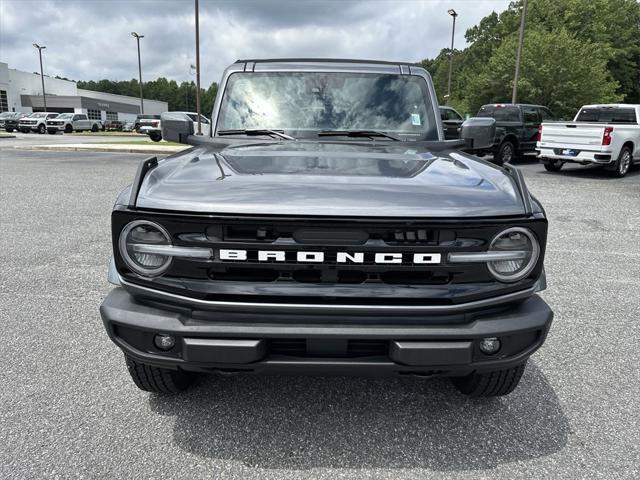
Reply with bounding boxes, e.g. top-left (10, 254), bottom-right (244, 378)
top-left (411, 113), bottom-right (421, 126)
